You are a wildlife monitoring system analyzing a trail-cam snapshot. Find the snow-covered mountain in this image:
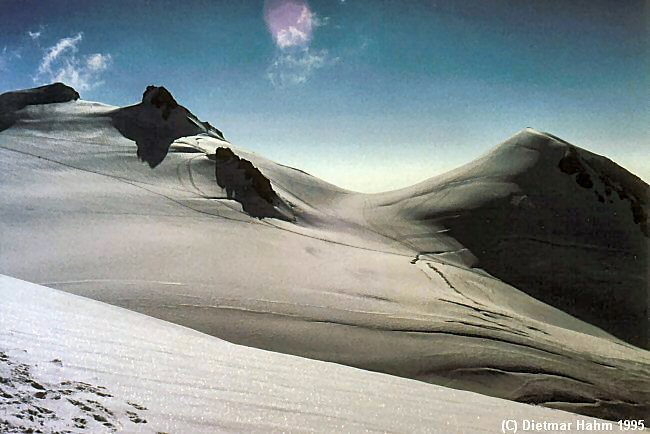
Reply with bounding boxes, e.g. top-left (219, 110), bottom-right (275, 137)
top-left (366, 129), bottom-right (649, 348)
top-left (1, 83), bottom-right (648, 425)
